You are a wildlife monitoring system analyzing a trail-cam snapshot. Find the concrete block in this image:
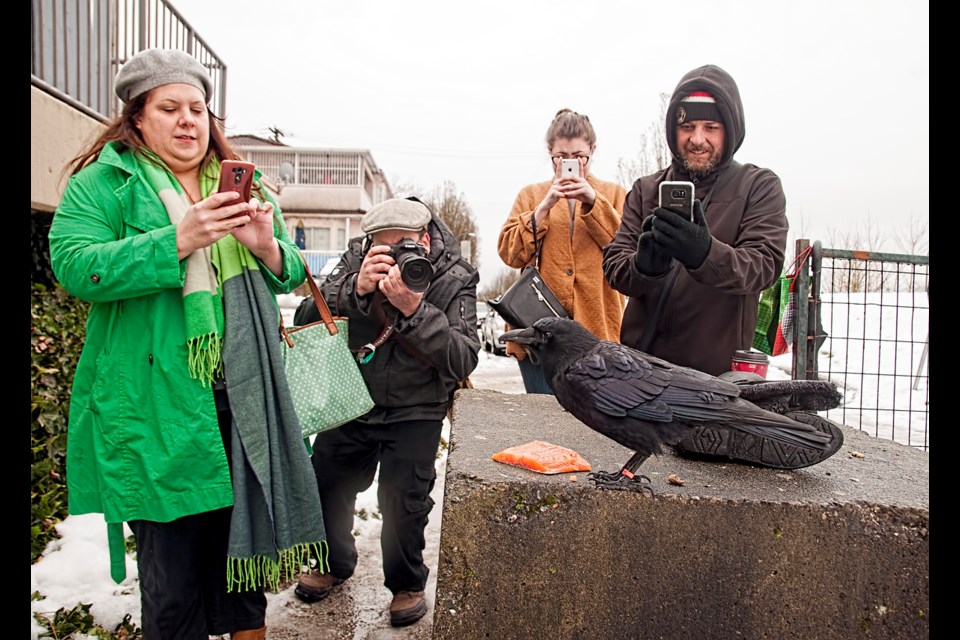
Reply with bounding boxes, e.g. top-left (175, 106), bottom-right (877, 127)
top-left (433, 389), bottom-right (929, 640)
